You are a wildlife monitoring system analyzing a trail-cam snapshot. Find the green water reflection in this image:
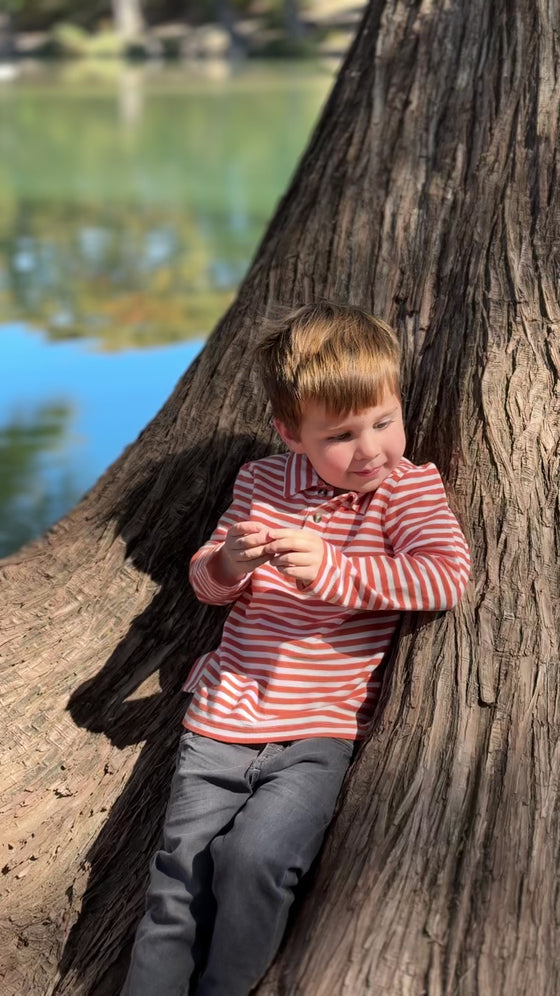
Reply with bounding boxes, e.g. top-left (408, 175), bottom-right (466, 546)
top-left (0, 62), bottom-right (332, 555)
top-left (0, 62), bottom-right (332, 347)
top-left (0, 401), bottom-right (75, 553)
